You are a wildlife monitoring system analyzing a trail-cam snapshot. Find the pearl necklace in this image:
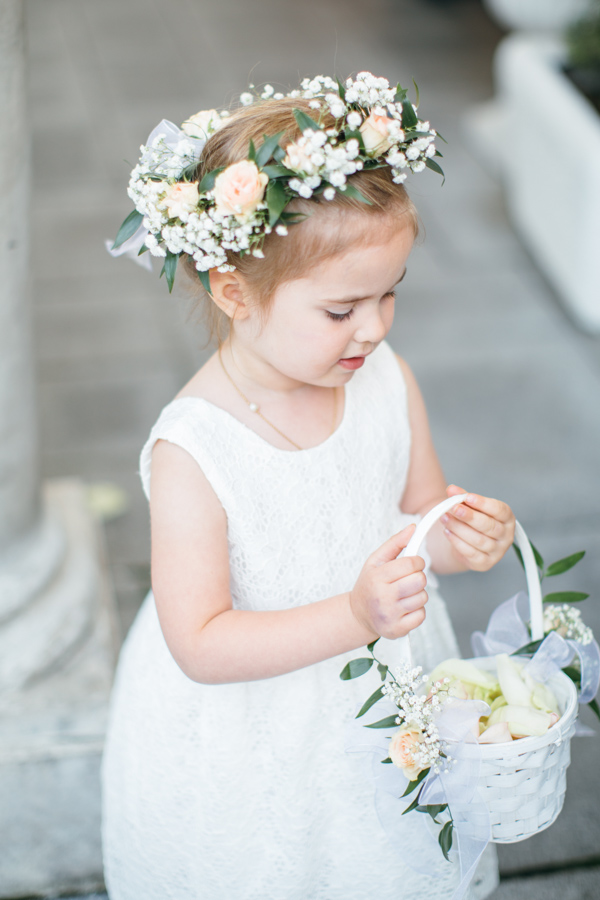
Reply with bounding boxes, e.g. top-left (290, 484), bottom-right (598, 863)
top-left (218, 346), bottom-right (338, 451)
